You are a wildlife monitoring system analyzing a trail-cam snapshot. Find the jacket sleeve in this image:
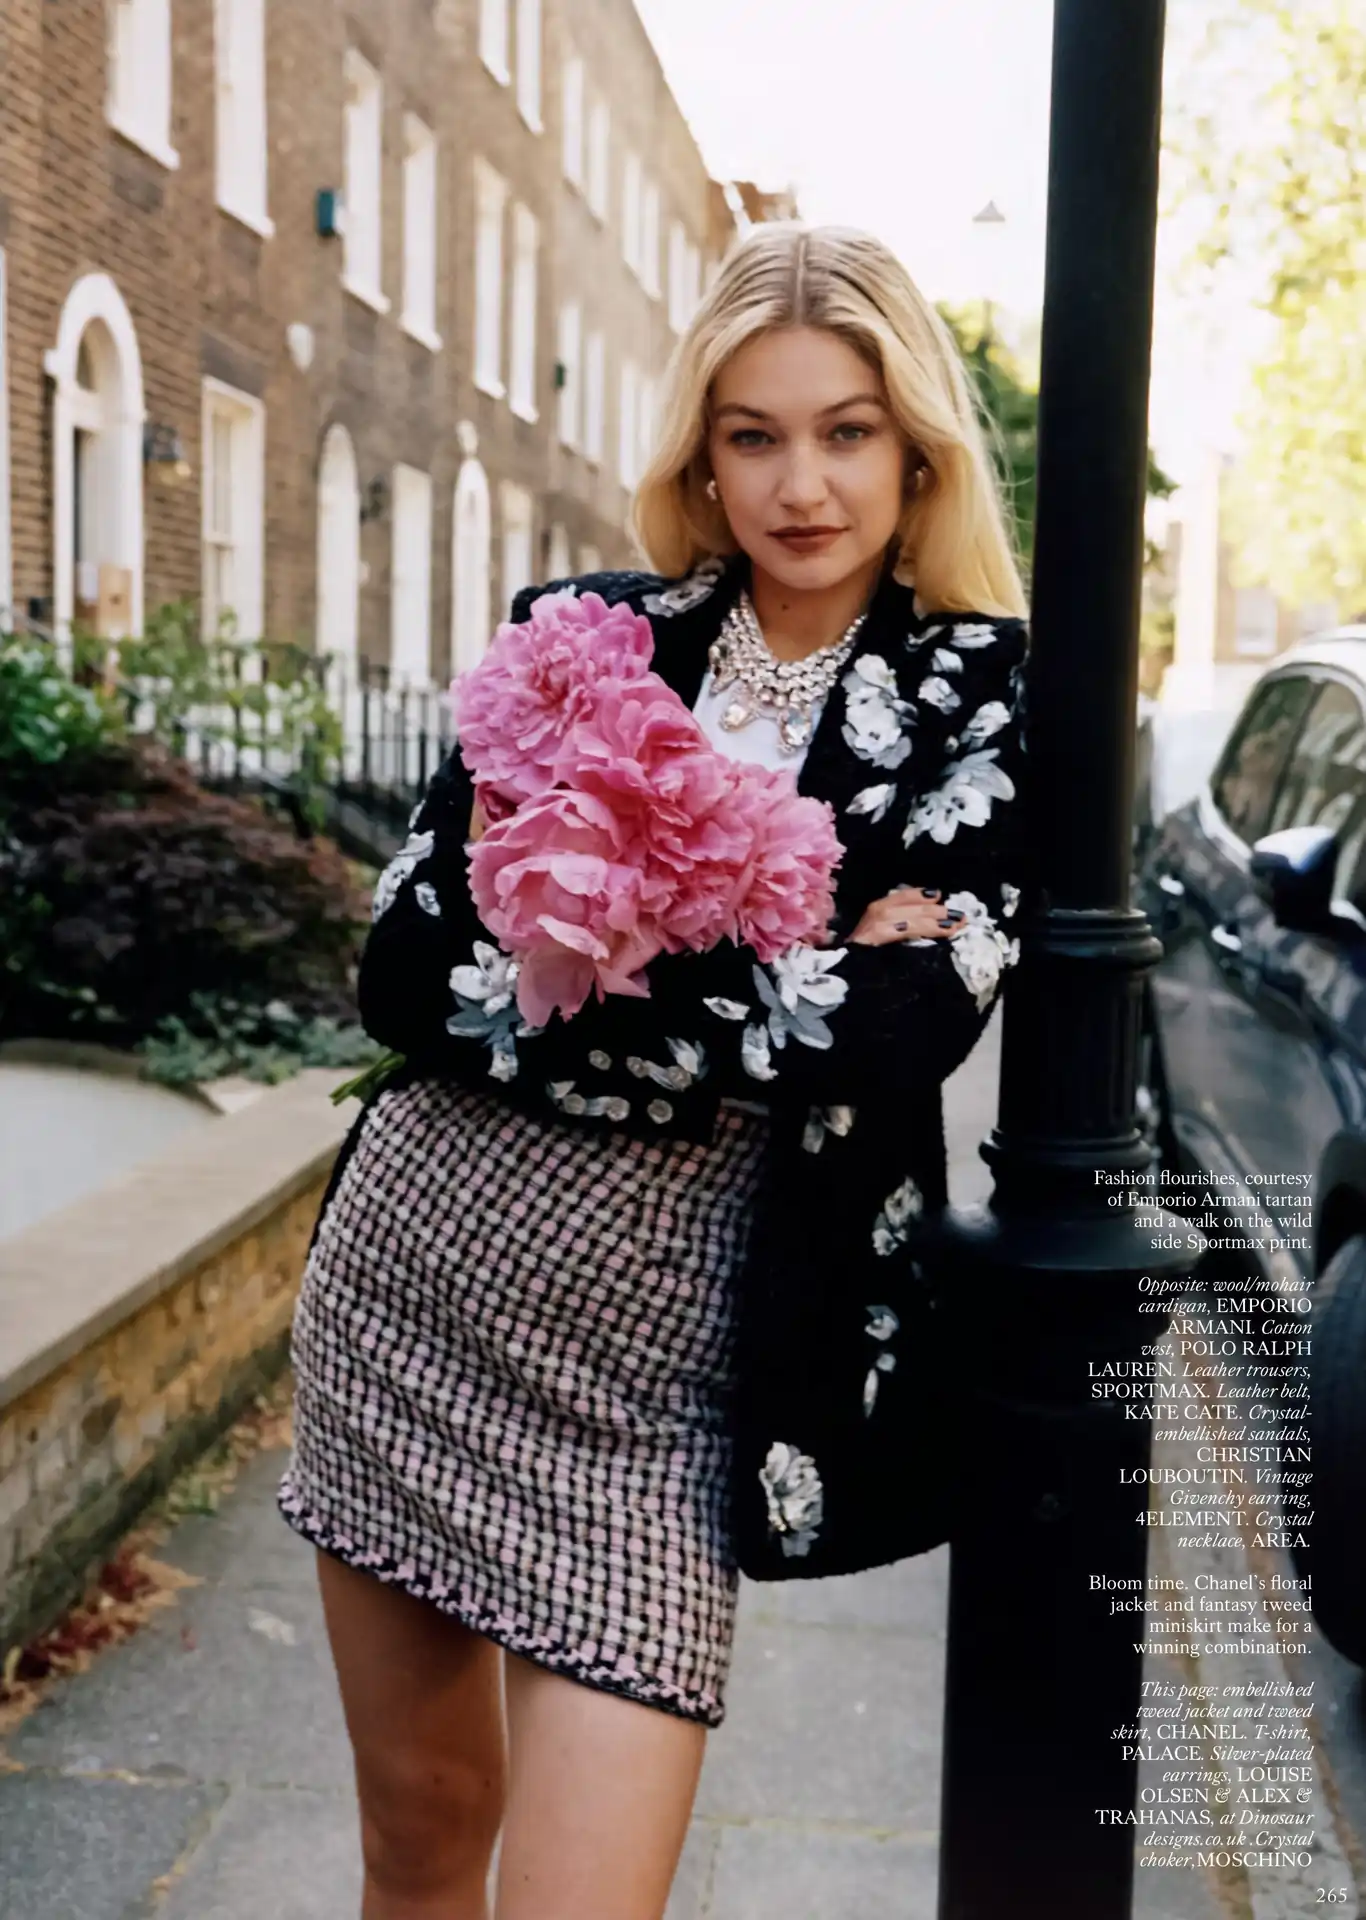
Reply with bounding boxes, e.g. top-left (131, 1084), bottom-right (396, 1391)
top-left (673, 617), bottom-right (1030, 1108)
top-left (355, 603), bottom-right (1028, 1112)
